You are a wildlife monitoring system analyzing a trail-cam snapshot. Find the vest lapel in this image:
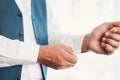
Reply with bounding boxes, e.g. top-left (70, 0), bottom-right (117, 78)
top-left (31, 0), bottom-right (48, 80)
